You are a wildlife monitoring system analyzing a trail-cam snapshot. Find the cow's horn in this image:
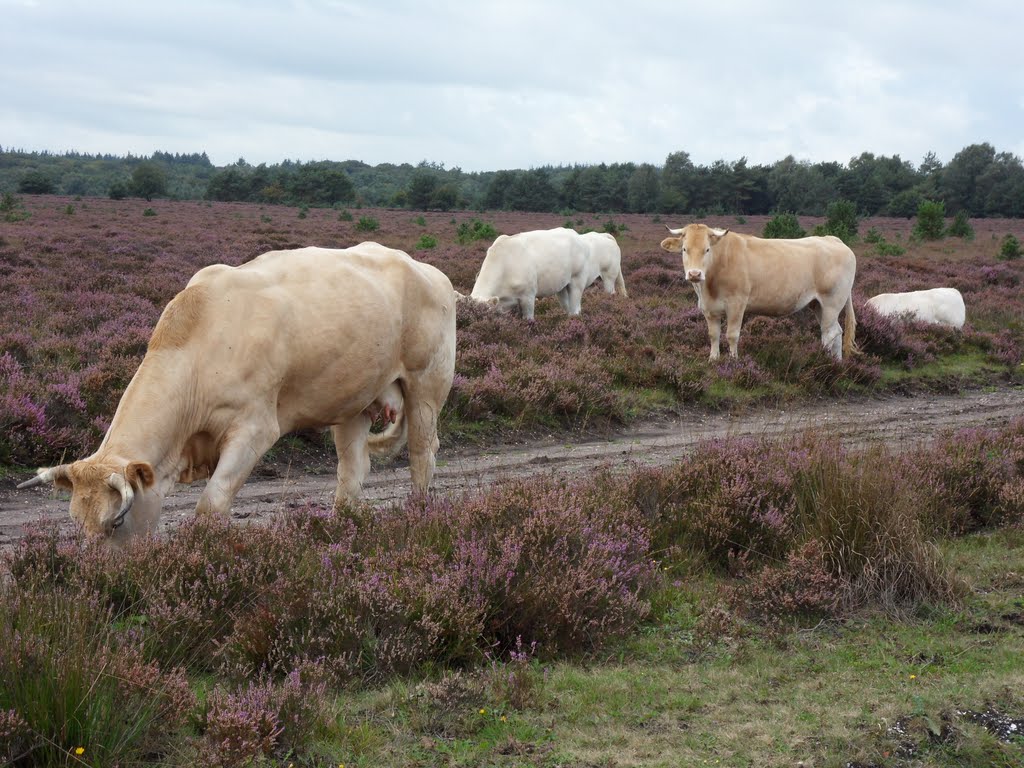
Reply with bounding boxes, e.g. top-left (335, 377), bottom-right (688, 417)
top-left (107, 473), bottom-right (135, 529)
top-left (665, 225), bottom-right (686, 235)
top-left (17, 465), bottom-right (70, 489)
